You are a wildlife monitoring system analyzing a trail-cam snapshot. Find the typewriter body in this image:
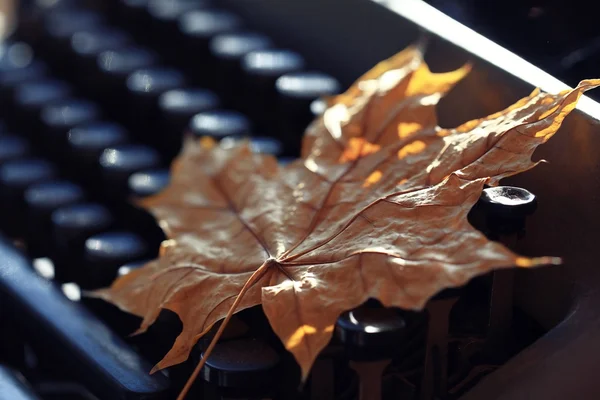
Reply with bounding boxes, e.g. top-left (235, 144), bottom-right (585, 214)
top-left (0, 0), bottom-right (599, 399)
